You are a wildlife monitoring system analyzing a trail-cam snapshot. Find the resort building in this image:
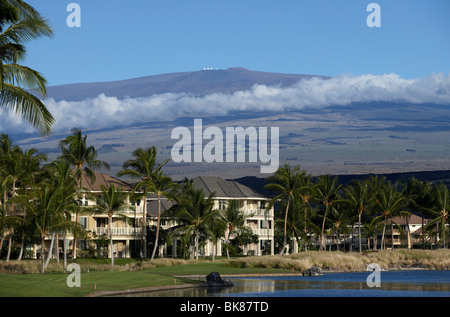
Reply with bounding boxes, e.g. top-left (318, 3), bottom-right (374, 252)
top-left (37, 171), bottom-right (145, 260)
top-left (37, 173), bottom-right (273, 260)
top-left (147, 176), bottom-right (275, 258)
